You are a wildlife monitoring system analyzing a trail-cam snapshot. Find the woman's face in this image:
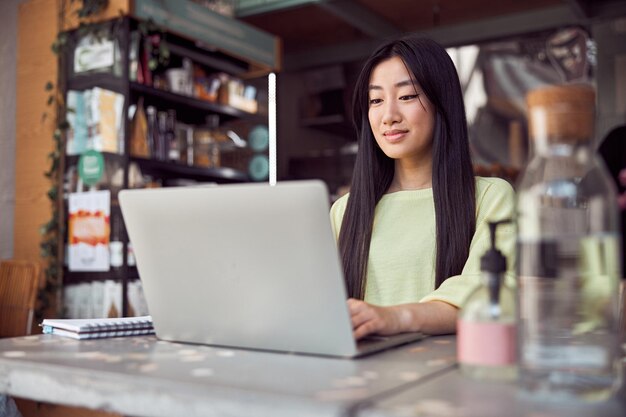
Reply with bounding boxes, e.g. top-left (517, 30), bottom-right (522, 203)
top-left (367, 56), bottom-right (435, 164)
